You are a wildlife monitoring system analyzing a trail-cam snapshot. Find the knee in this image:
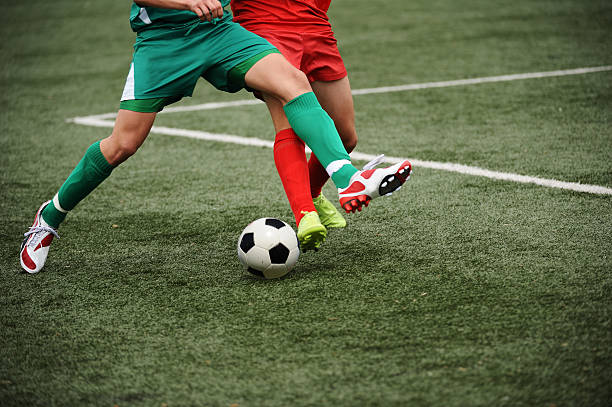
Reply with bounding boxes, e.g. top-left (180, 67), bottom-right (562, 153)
top-left (277, 68), bottom-right (312, 104)
top-left (103, 134), bottom-right (142, 166)
top-left (290, 68), bottom-right (310, 89)
top-left (117, 139), bottom-right (140, 159)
